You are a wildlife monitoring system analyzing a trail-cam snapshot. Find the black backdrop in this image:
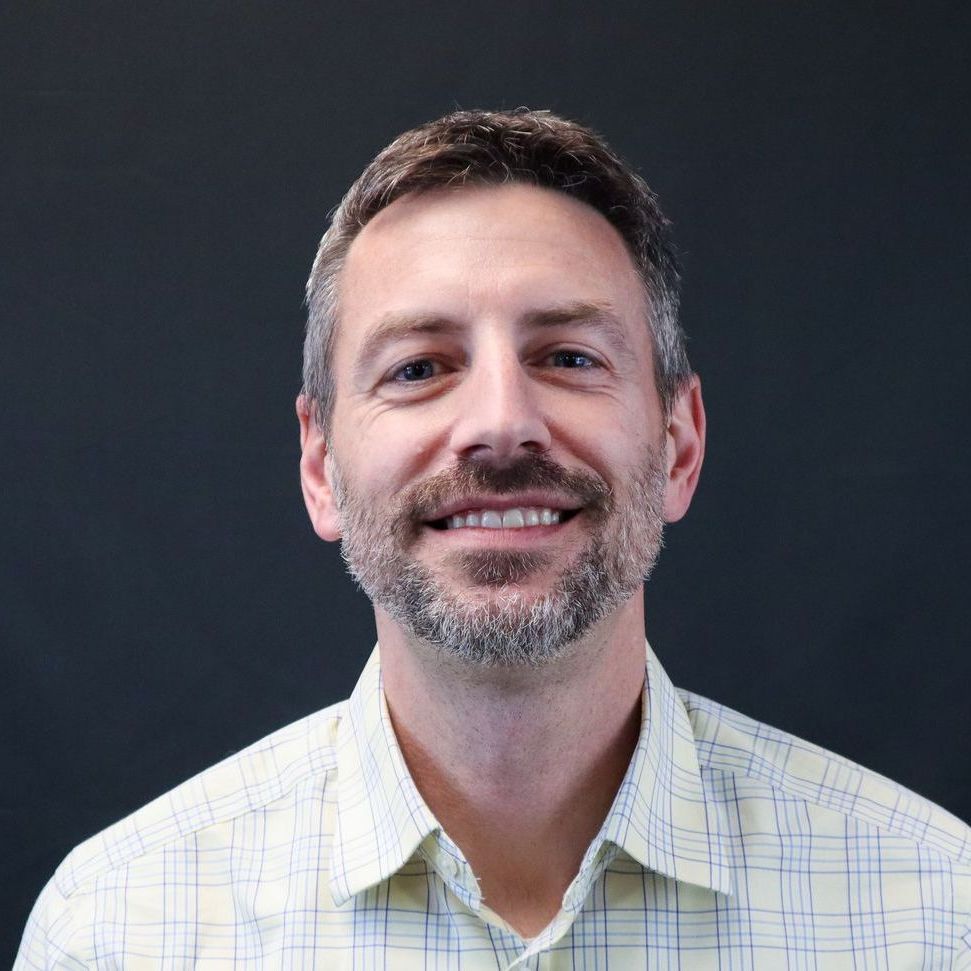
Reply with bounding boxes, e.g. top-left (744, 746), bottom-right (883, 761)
top-left (4, 2), bottom-right (970, 962)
